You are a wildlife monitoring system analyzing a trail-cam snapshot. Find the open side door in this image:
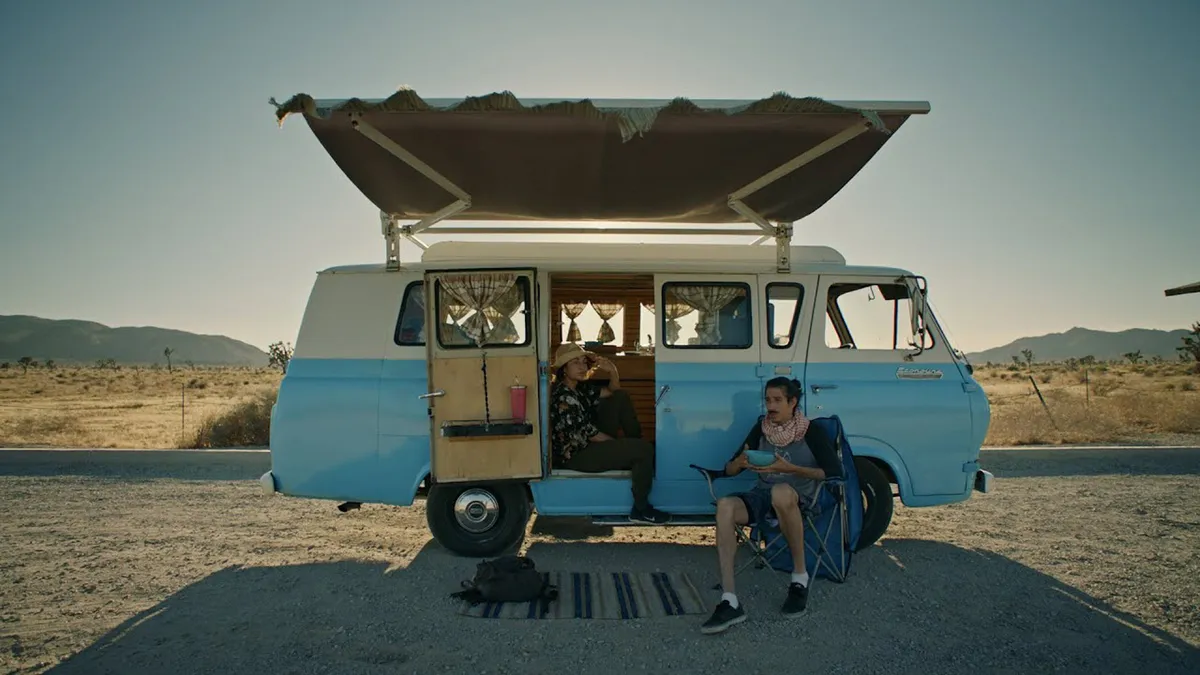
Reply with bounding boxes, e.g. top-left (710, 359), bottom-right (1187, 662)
top-left (422, 268), bottom-right (542, 483)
